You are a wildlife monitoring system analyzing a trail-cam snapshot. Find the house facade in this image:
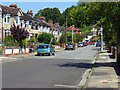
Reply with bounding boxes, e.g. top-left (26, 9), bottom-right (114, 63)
top-left (0, 4), bottom-right (64, 43)
top-left (0, 5), bottom-right (2, 42)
